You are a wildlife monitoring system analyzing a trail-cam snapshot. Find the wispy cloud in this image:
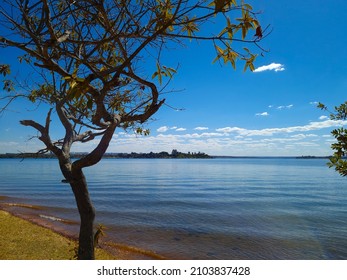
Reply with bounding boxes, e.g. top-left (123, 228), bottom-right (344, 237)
top-left (255, 112), bottom-right (269, 117)
top-left (216, 119), bottom-right (347, 136)
top-left (70, 118), bottom-right (346, 156)
top-left (277, 104), bottom-right (293, 110)
top-left (176, 127), bottom-right (187, 131)
top-left (254, 63), bottom-right (285, 73)
top-left (157, 126), bottom-right (170, 132)
top-left (91, 118), bottom-right (346, 156)
top-left (319, 115), bottom-right (329, 120)
top-left (157, 126), bottom-right (186, 132)
top-left (194, 127), bottom-right (209, 131)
